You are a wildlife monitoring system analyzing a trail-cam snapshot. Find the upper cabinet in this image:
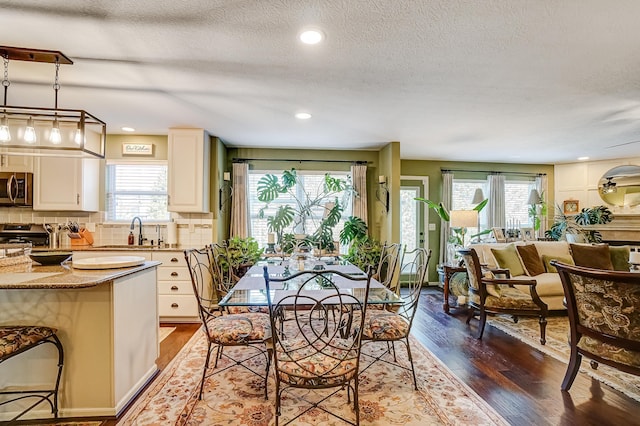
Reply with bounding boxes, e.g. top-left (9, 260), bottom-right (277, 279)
top-left (168, 128), bottom-right (210, 213)
top-left (34, 157), bottom-right (99, 211)
top-left (0, 155), bottom-right (33, 172)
